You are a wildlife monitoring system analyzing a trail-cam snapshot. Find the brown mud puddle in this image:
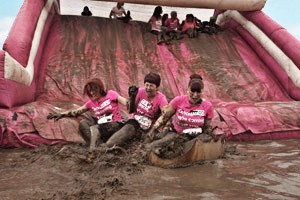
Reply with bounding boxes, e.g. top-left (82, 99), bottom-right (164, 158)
top-left (1, 140), bottom-right (300, 200)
